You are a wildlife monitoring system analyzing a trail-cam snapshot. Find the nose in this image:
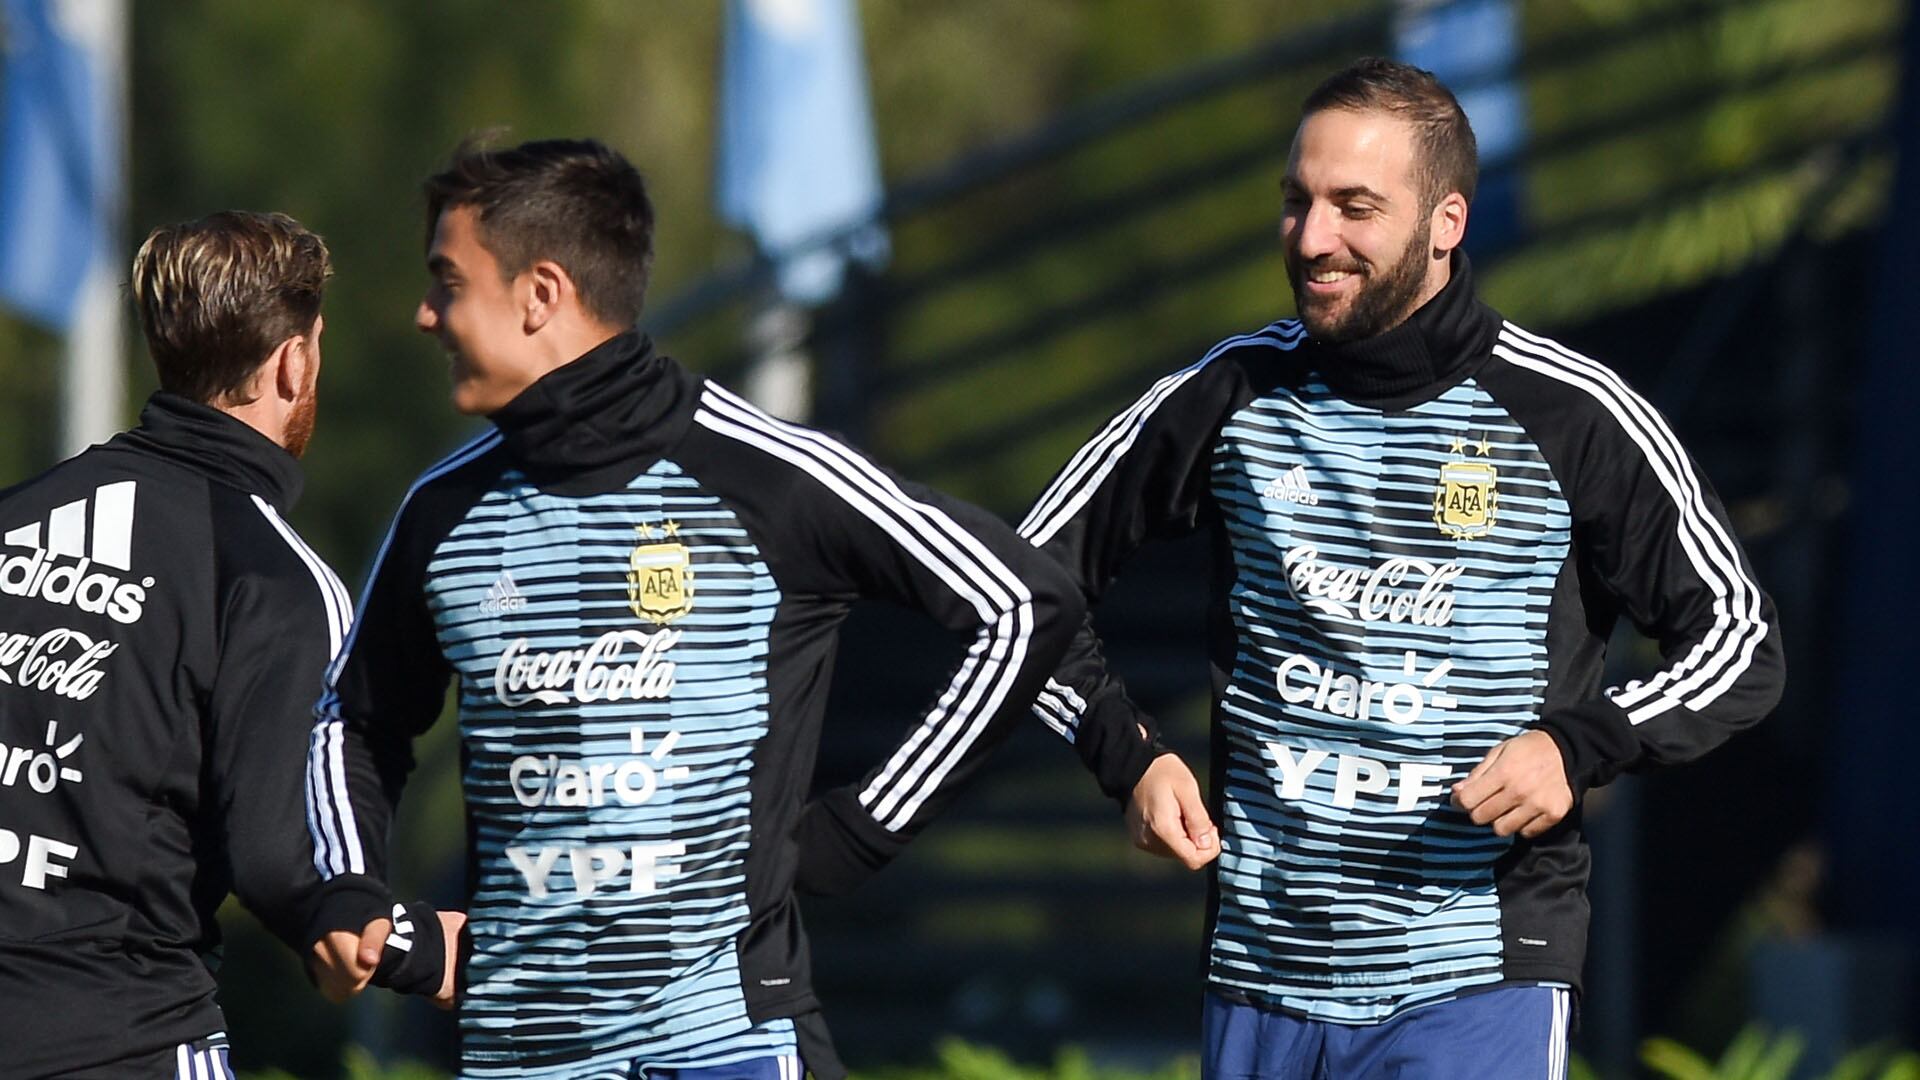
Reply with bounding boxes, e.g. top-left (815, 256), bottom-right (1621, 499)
top-left (1291, 202), bottom-right (1342, 262)
top-left (415, 297), bottom-right (438, 334)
